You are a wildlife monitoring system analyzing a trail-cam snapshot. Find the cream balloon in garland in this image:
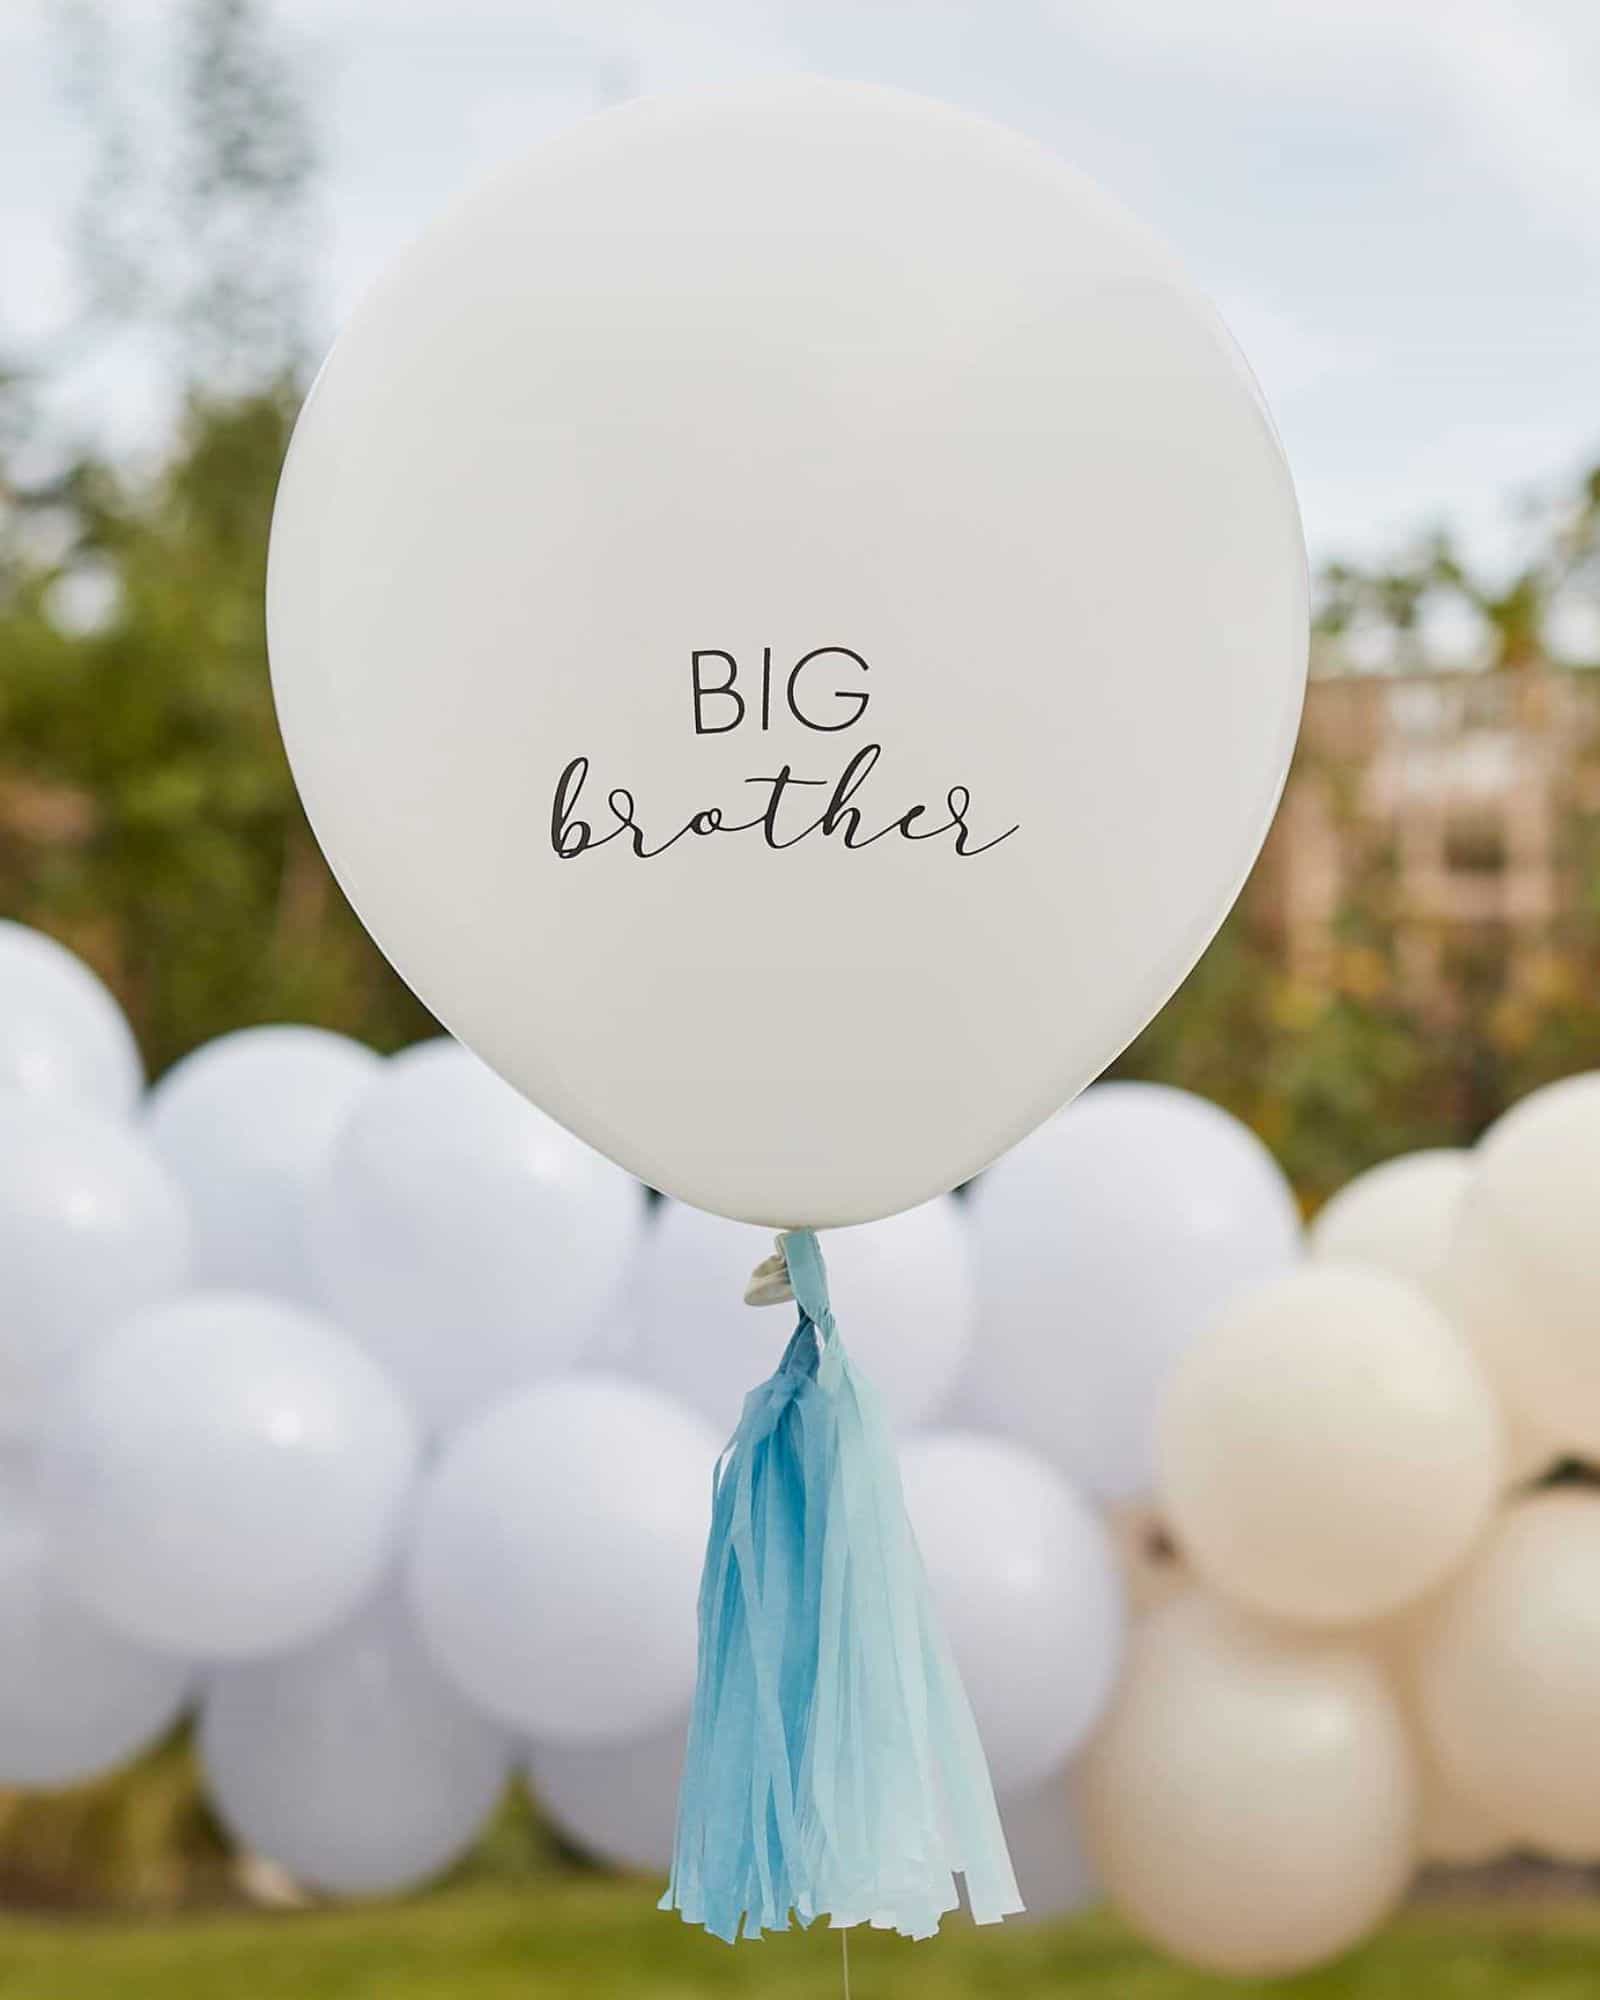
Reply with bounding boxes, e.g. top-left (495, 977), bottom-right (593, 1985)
top-left (268, 79), bottom-right (1307, 1225)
